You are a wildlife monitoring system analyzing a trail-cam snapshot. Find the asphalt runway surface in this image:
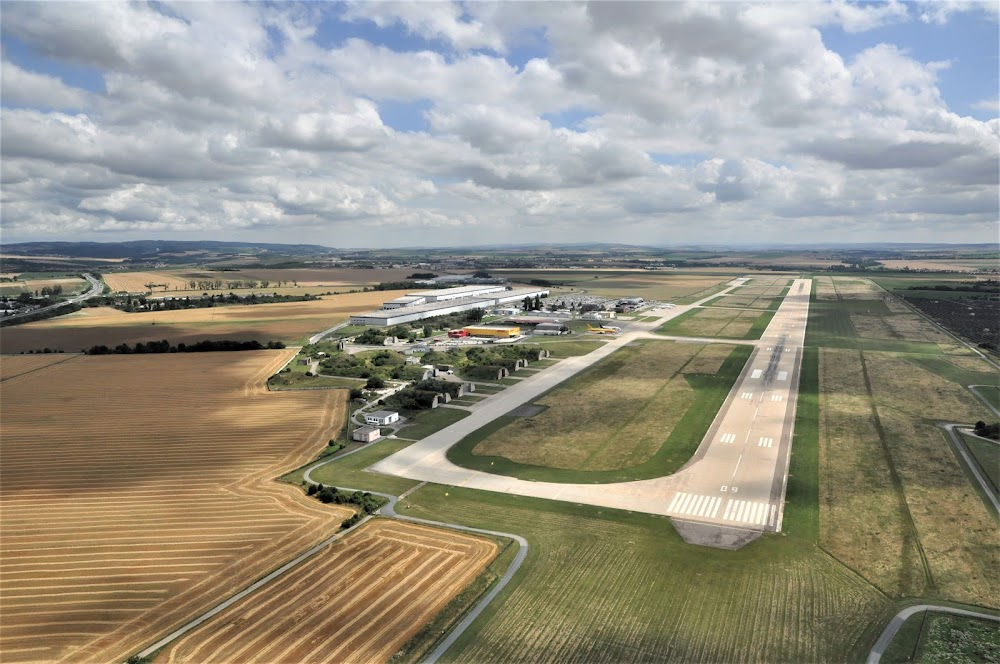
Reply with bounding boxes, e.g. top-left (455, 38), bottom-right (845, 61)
top-left (370, 279), bottom-right (812, 536)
